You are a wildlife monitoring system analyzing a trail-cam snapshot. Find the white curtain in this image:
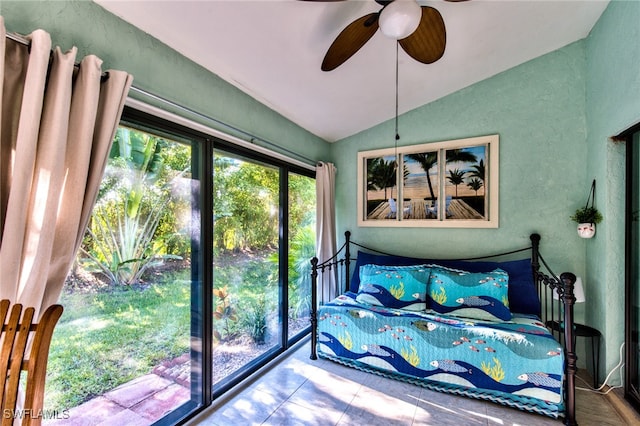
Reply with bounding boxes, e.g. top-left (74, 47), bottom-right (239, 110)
top-left (315, 161), bottom-right (337, 302)
top-left (0, 17), bottom-right (133, 316)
